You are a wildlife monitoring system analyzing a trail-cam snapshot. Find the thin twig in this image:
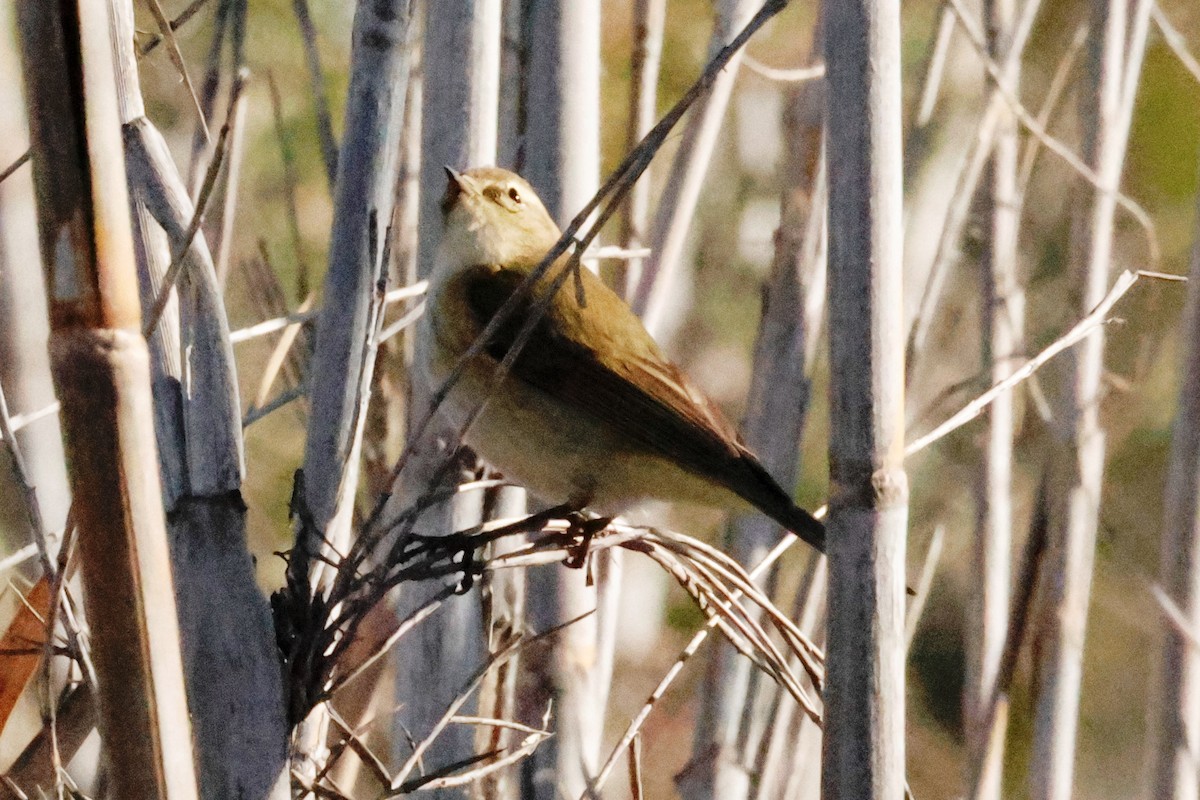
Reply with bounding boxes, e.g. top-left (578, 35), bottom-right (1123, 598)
top-left (448, 716), bottom-right (549, 737)
top-left (142, 71), bottom-right (247, 336)
top-left (915, 3), bottom-right (956, 127)
top-left (137, 0), bottom-right (214, 56)
top-left (1152, 4), bottom-right (1200, 86)
top-left (142, 0), bottom-right (210, 142)
top-left (628, 734), bottom-right (644, 800)
top-left (252, 292), bottom-right (313, 410)
top-left (0, 404), bottom-right (59, 444)
top-left (373, 301), bottom-right (426, 346)
top-left (213, 67), bottom-right (251, 286)
top-left (0, 150), bottom-right (30, 186)
top-left (741, 56), bottom-right (825, 83)
top-left (945, 0), bottom-right (1160, 262)
top-left (0, 545), bottom-right (38, 576)
top-left (906, 270), bottom-right (1184, 457)
top-left (229, 283), bottom-right (425, 343)
top-left (905, 525), bottom-right (945, 650)
top-left (292, 0), bottom-right (339, 191)
top-left (390, 733), bottom-right (546, 793)
top-left (966, 468), bottom-right (1051, 799)
top-left (1151, 584), bottom-right (1200, 653)
top-left (243, 384), bottom-right (306, 428)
